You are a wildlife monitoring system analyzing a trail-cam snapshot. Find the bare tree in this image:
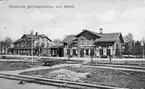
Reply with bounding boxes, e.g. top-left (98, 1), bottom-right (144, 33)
top-left (123, 33), bottom-right (134, 56)
top-left (124, 33), bottom-right (134, 42)
top-left (0, 41), bottom-right (4, 53)
top-left (53, 38), bottom-right (62, 46)
top-left (2, 37), bottom-right (13, 54)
